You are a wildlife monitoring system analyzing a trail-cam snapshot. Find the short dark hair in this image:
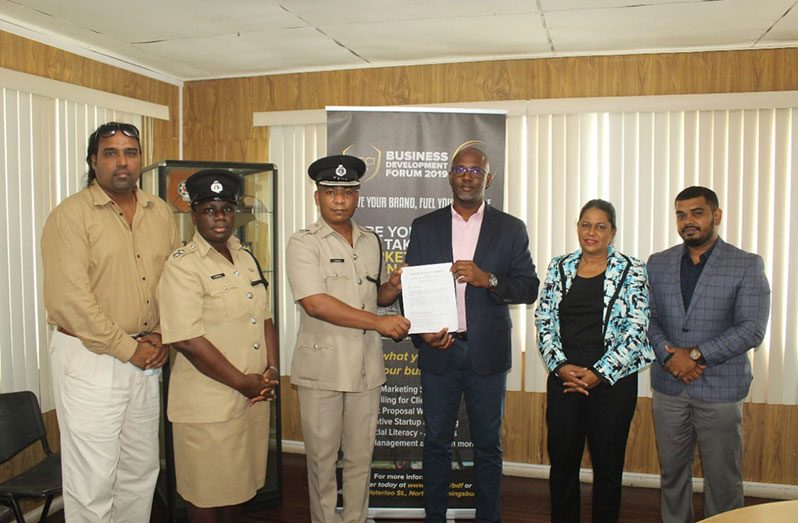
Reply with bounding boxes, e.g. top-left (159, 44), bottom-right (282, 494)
top-left (85, 122), bottom-right (141, 187)
top-left (579, 199), bottom-right (617, 230)
top-left (675, 186), bottom-right (719, 209)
